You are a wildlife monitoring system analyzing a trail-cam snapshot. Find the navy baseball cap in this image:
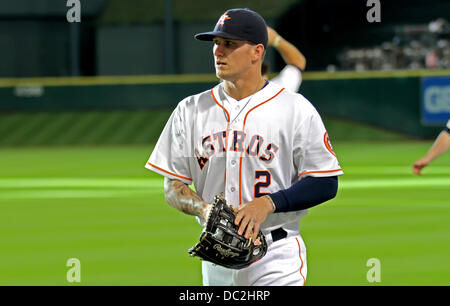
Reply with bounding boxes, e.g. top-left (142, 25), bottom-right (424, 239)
top-left (194, 8), bottom-right (268, 48)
